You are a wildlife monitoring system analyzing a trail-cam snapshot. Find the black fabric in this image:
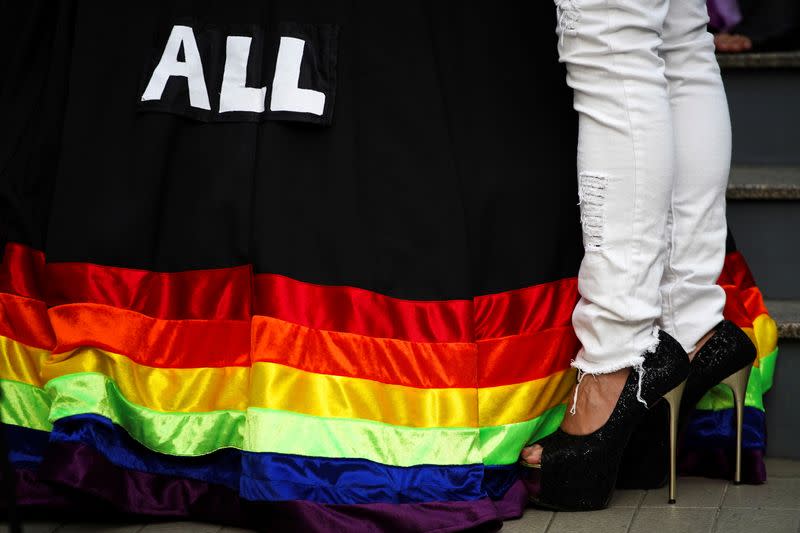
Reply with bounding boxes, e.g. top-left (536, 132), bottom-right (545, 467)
top-left (736, 0), bottom-right (800, 49)
top-left (0, 1), bottom-right (76, 252)
top-left (1, 0), bottom-right (582, 300)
